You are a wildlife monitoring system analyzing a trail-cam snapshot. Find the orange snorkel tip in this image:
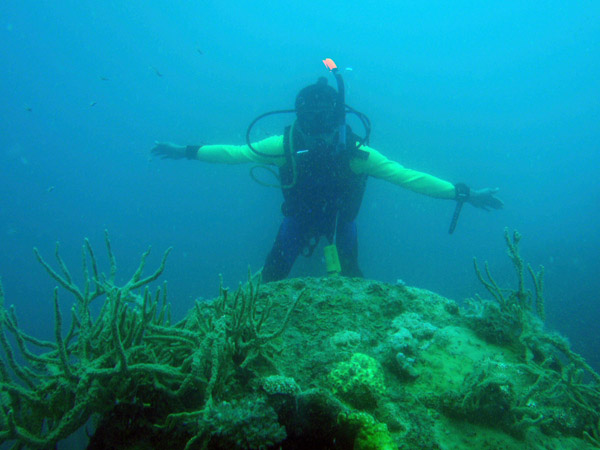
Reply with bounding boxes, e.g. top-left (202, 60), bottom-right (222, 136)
top-left (322, 58), bottom-right (338, 72)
